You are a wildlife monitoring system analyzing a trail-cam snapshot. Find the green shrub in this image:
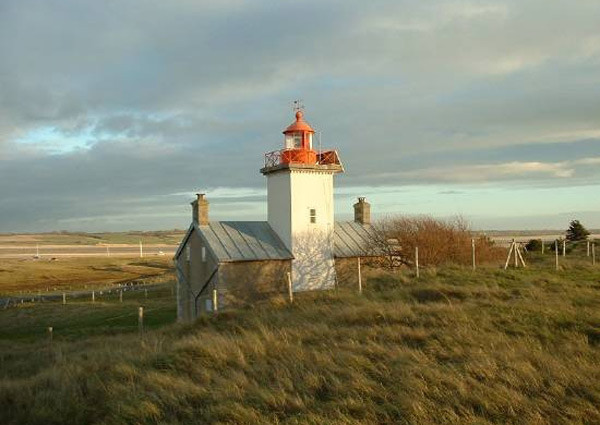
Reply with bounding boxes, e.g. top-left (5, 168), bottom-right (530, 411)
top-left (525, 239), bottom-right (543, 252)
